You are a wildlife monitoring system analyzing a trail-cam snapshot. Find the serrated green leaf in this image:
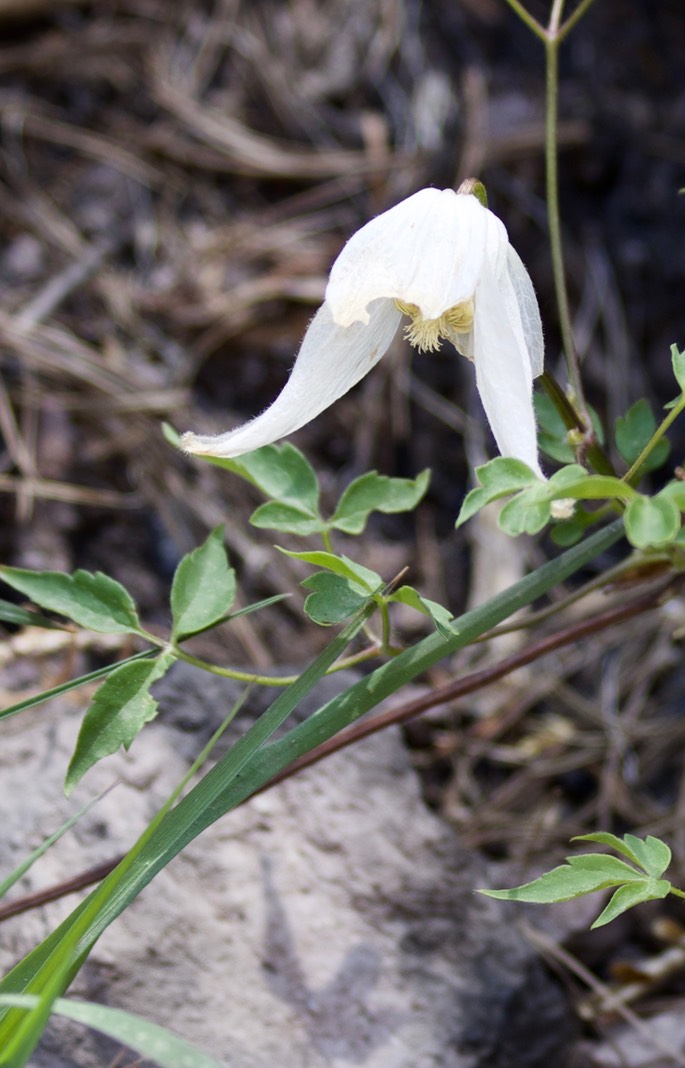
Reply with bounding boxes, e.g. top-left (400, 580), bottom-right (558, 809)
top-left (170, 527), bottom-right (236, 641)
top-left (591, 879), bottom-right (671, 929)
top-left (330, 470), bottom-right (430, 535)
top-left (615, 399), bottom-right (670, 472)
top-left (624, 494), bottom-right (681, 549)
top-left (249, 500), bottom-right (325, 535)
top-left (65, 654), bottom-right (174, 794)
top-left (671, 344), bottom-right (685, 393)
top-left (388, 586), bottom-right (454, 636)
top-left (279, 549), bottom-right (381, 593)
top-left (0, 567), bottom-right (141, 634)
top-left (301, 572), bottom-right (369, 625)
top-left (0, 995), bottom-right (224, 1068)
